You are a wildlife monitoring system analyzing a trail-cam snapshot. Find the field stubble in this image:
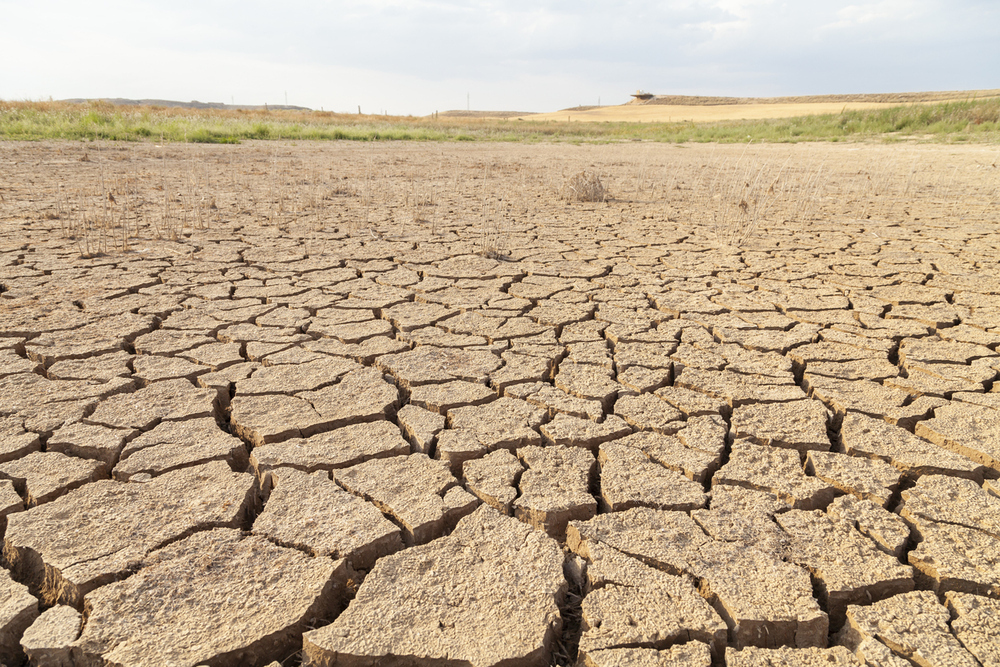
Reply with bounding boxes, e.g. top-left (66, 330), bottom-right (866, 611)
top-left (2, 141), bottom-right (999, 257)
